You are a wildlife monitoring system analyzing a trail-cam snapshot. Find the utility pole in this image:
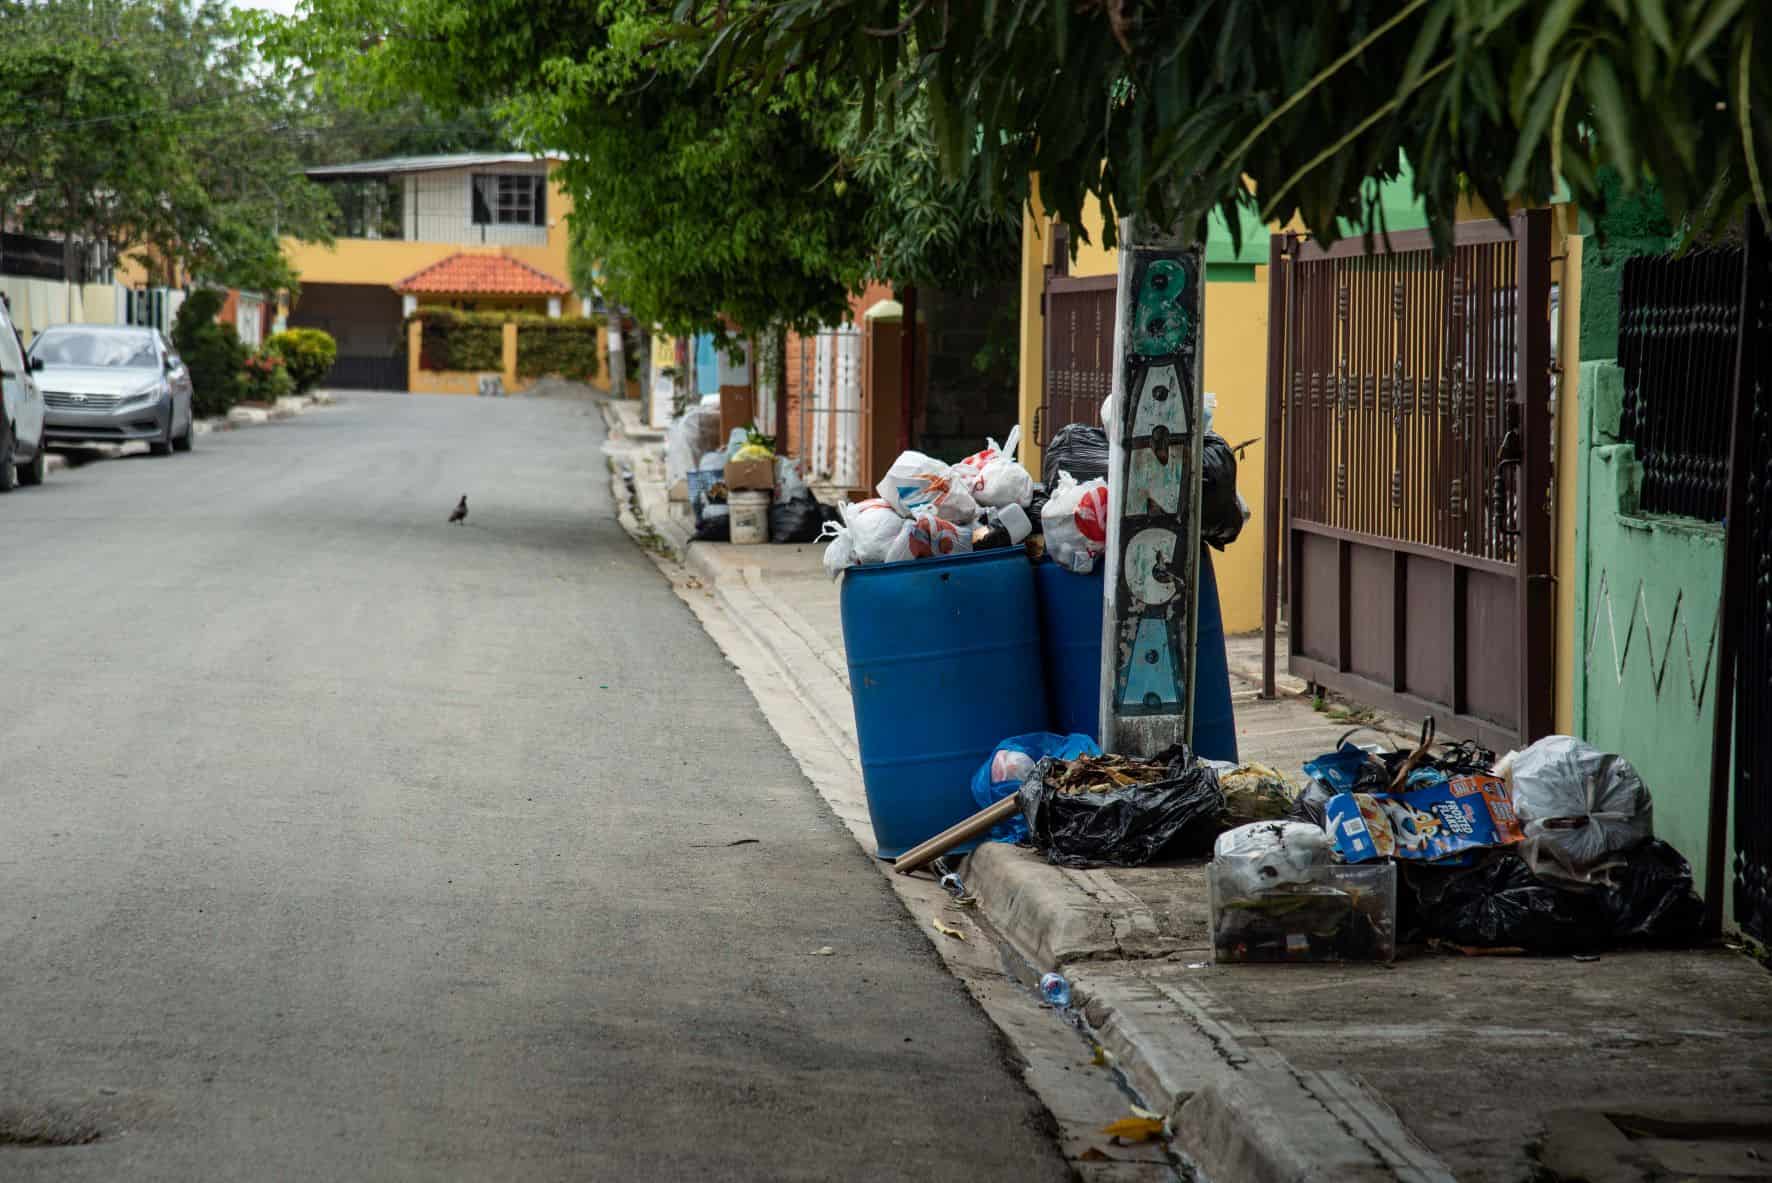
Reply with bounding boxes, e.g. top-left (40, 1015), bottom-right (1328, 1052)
top-left (1097, 217), bottom-right (1205, 757)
